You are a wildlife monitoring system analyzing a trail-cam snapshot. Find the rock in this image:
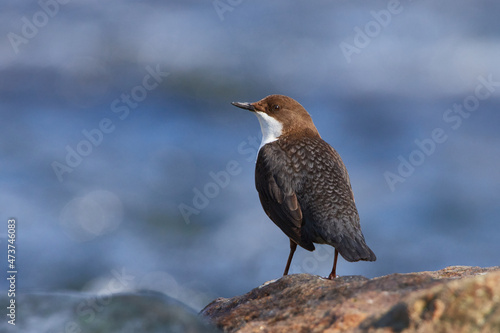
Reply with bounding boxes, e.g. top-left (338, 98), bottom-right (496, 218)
top-left (0, 291), bottom-right (219, 333)
top-left (201, 266), bottom-right (500, 333)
